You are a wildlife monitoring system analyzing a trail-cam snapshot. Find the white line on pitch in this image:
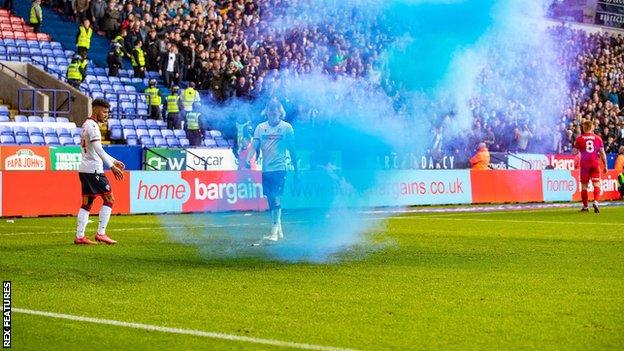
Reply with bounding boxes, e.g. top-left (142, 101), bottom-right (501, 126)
top-left (0, 222), bottom-right (300, 237)
top-left (13, 308), bottom-right (360, 351)
top-left (386, 215), bottom-right (624, 226)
